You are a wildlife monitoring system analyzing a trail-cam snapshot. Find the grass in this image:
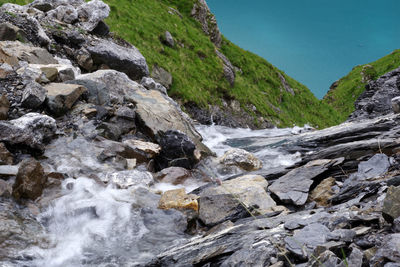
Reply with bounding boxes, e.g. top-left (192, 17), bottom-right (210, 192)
top-left (323, 49), bottom-right (400, 121)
